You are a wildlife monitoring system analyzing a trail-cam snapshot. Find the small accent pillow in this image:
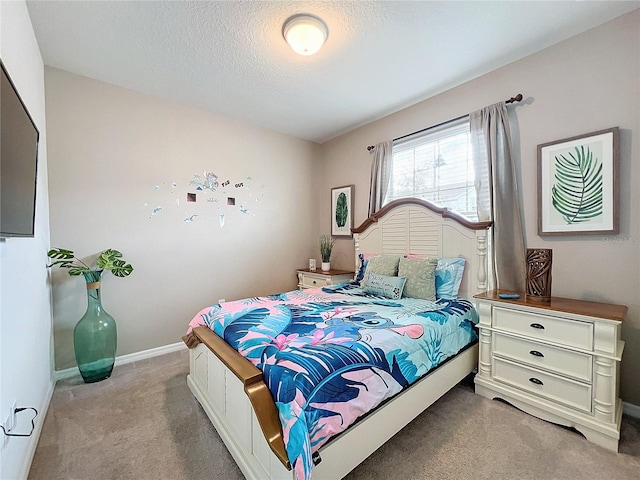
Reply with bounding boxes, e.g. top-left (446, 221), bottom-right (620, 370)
top-left (436, 257), bottom-right (466, 299)
top-left (353, 252), bottom-right (376, 284)
top-left (363, 273), bottom-right (407, 299)
top-left (398, 256), bottom-right (438, 301)
top-left (361, 255), bottom-right (401, 286)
